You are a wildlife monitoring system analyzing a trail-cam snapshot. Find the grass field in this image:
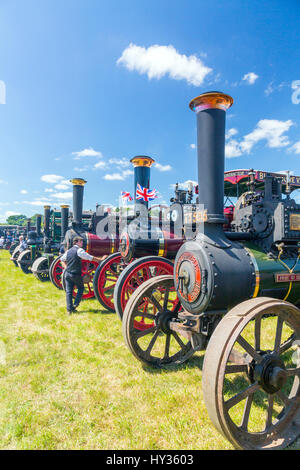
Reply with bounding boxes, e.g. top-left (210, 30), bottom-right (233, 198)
top-left (0, 249), bottom-right (232, 450)
top-left (0, 249), bottom-right (299, 451)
